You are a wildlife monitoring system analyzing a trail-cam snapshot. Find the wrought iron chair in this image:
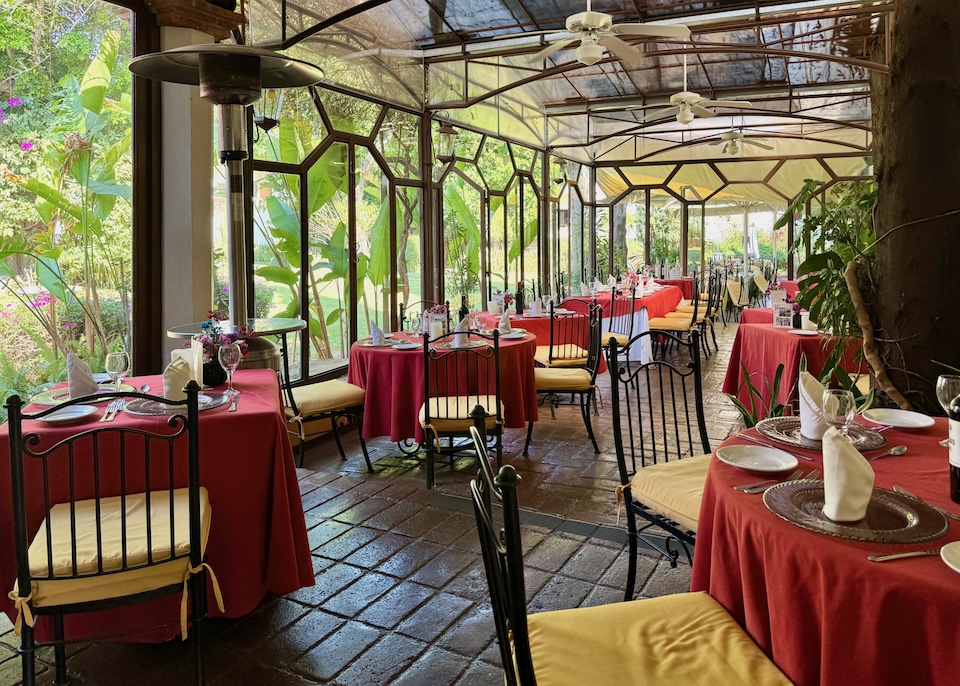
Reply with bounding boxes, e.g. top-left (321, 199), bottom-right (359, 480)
top-left (663, 269), bottom-right (722, 354)
top-left (469, 425), bottom-right (790, 686)
top-left (534, 302), bottom-right (591, 368)
top-left (5, 382), bottom-right (222, 685)
top-left (282, 377), bottom-right (373, 471)
top-left (554, 272), bottom-right (567, 300)
top-left (419, 329), bottom-right (503, 489)
top-left (523, 301), bottom-right (601, 456)
top-left (645, 275), bottom-right (702, 358)
top-left (398, 299), bottom-right (450, 332)
top-left (599, 286), bottom-right (637, 348)
top-left (606, 330), bottom-right (711, 601)
top-left (725, 278), bottom-right (751, 322)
